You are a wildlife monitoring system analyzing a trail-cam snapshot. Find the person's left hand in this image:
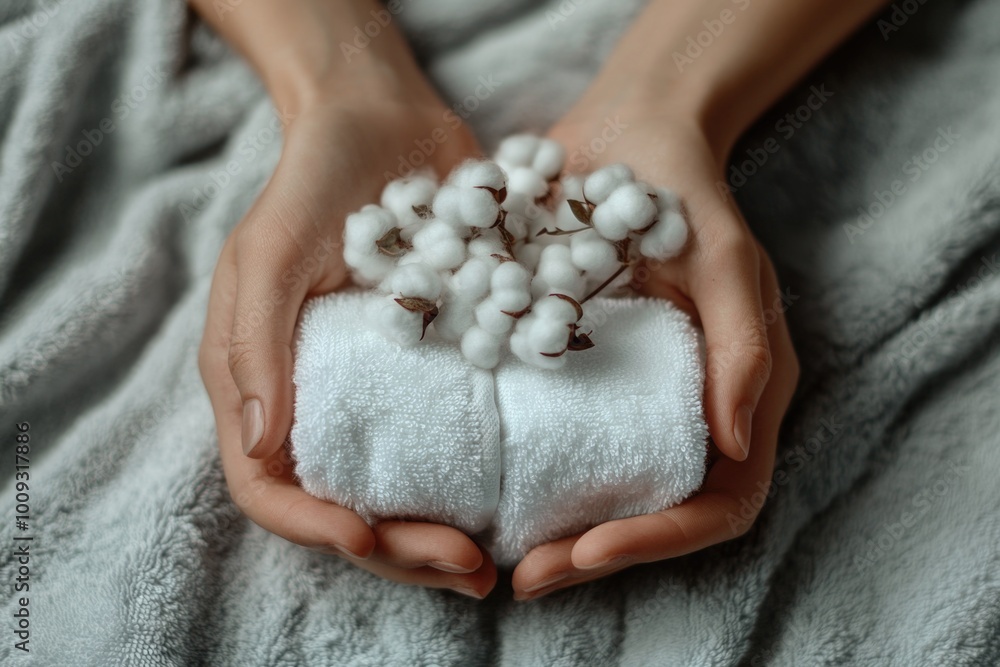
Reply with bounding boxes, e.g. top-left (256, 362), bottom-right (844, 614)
top-left (510, 99), bottom-right (800, 601)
